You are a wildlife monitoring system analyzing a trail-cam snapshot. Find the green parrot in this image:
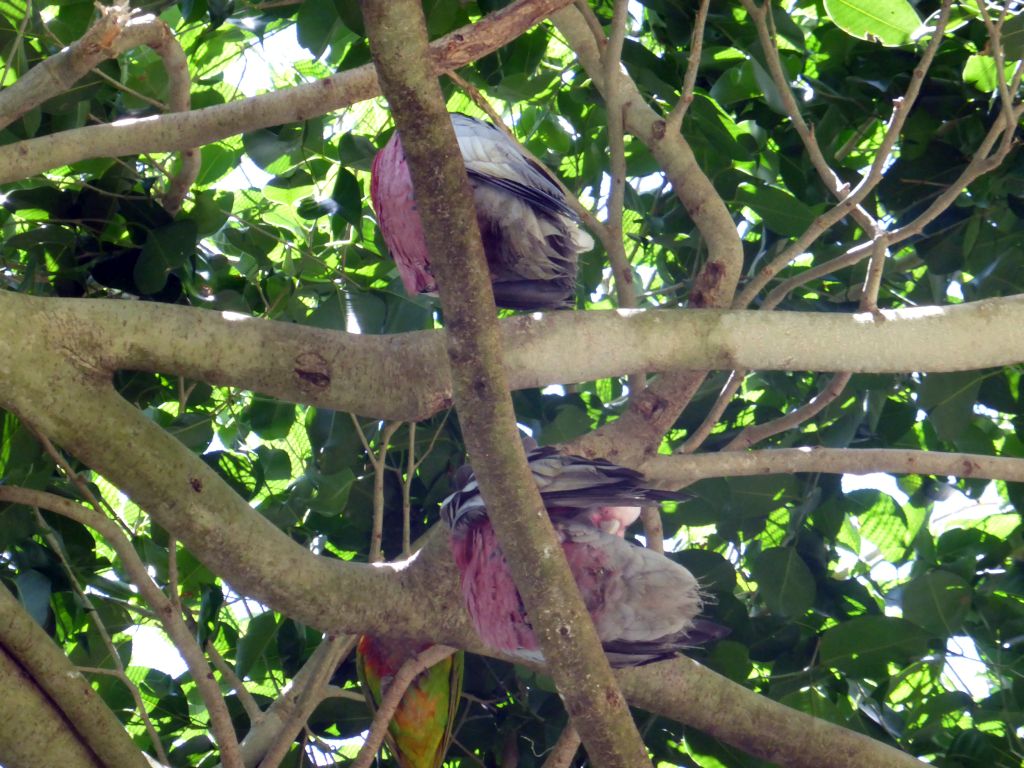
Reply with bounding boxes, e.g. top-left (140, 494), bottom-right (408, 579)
top-left (356, 635), bottom-right (464, 768)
